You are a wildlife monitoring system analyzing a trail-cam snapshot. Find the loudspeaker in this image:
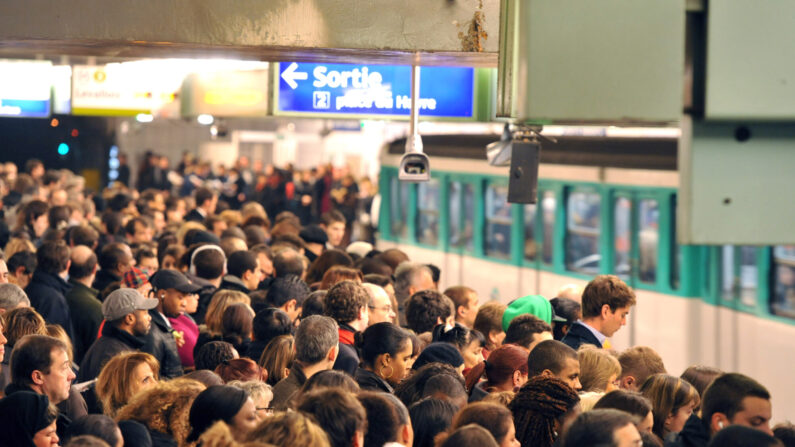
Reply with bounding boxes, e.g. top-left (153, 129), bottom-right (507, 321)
top-left (507, 141), bottom-right (540, 204)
